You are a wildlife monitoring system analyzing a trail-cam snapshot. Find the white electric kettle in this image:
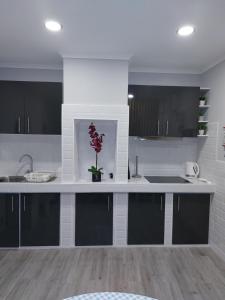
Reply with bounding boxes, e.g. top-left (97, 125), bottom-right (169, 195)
top-left (185, 162), bottom-right (200, 177)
